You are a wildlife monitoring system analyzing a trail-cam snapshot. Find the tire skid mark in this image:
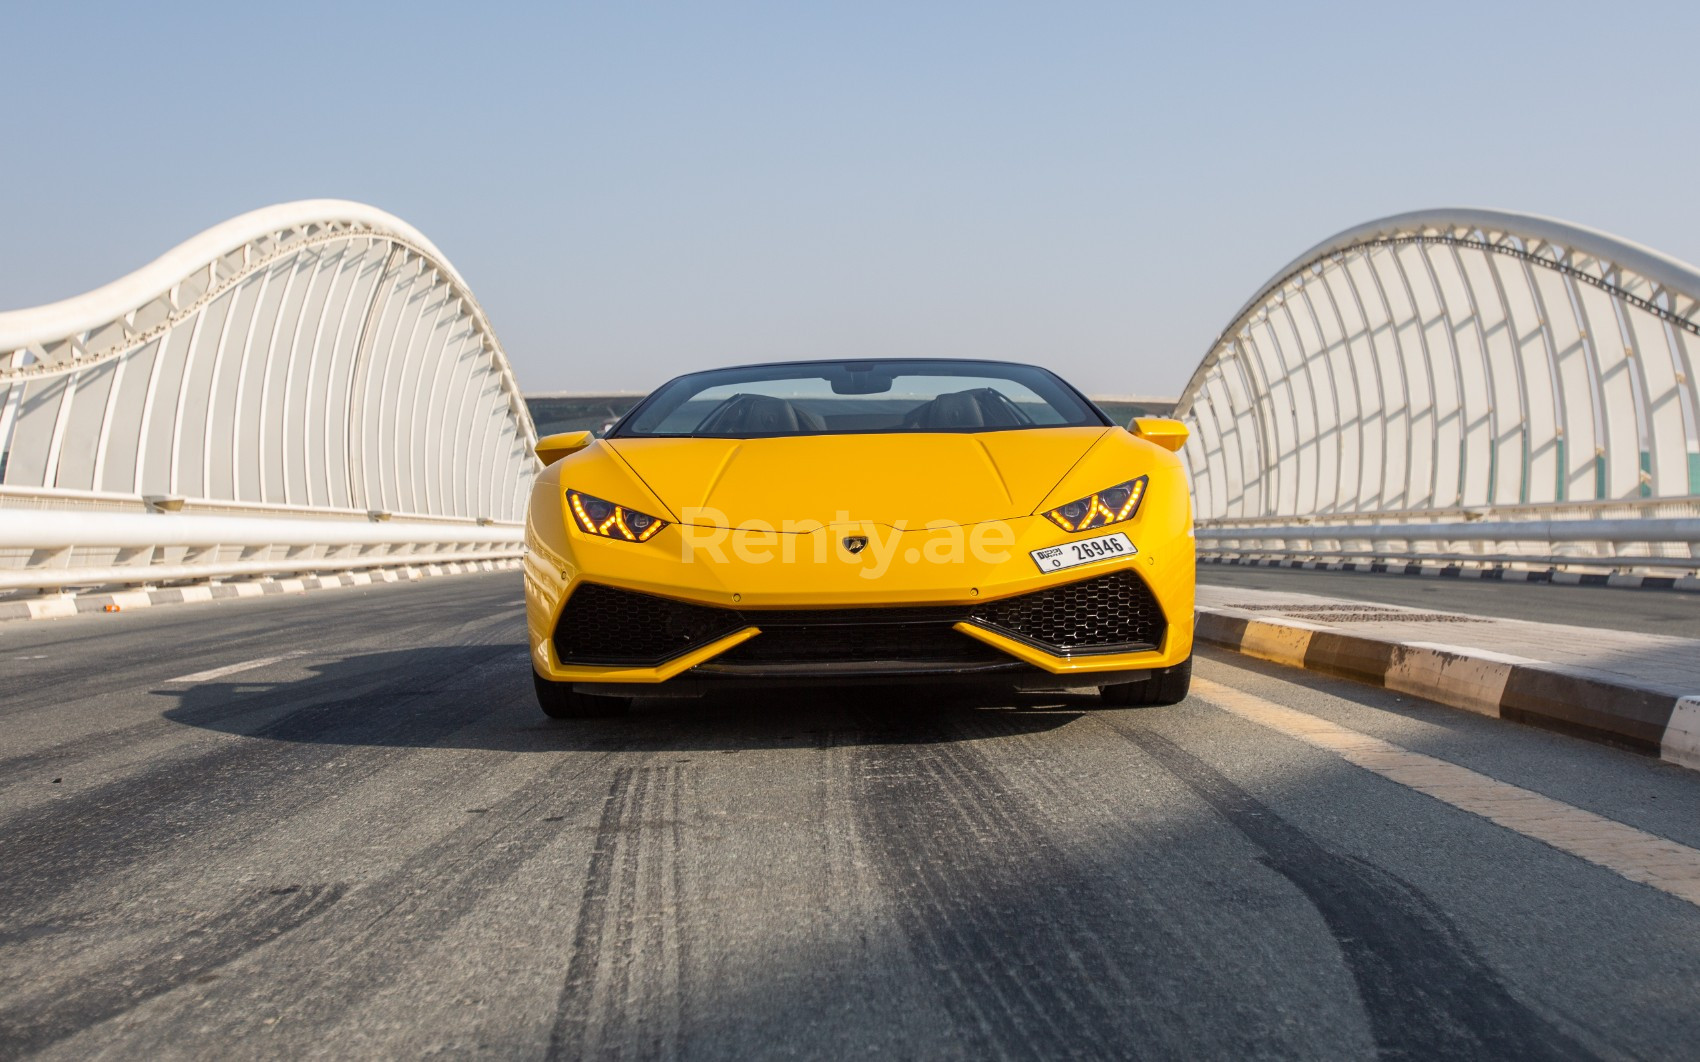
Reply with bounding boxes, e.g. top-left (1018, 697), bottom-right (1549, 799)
top-left (0, 883), bottom-right (344, 1061)
top-left (891, 752), bottom-right (1071, 1049)
top-left (602, 767), bottom-right (648, 1046)
top-left (852, 720), bottom-right (1148, 1059)
top-left (550, 769), bottom-right (634, 1059)
top-left (549, 765), bottom-right (694, 1062)
top-left (947, 708), bottom-right (1091, 808)
top-left (1117, 724), bottom-right (1597, 1062)
top-left (808, 728), bottom-right (873, 962)
top-left (667, 765), bottom-right (693, 1056)
top-left (0, 645), bottom-right (526, 921)
top-left (923, 737), bottom-right (1136, 1041)
top-left (897, 758), bottom-right (1090, 1053)
top-left (191, 748), bottom-right (630, 1045)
